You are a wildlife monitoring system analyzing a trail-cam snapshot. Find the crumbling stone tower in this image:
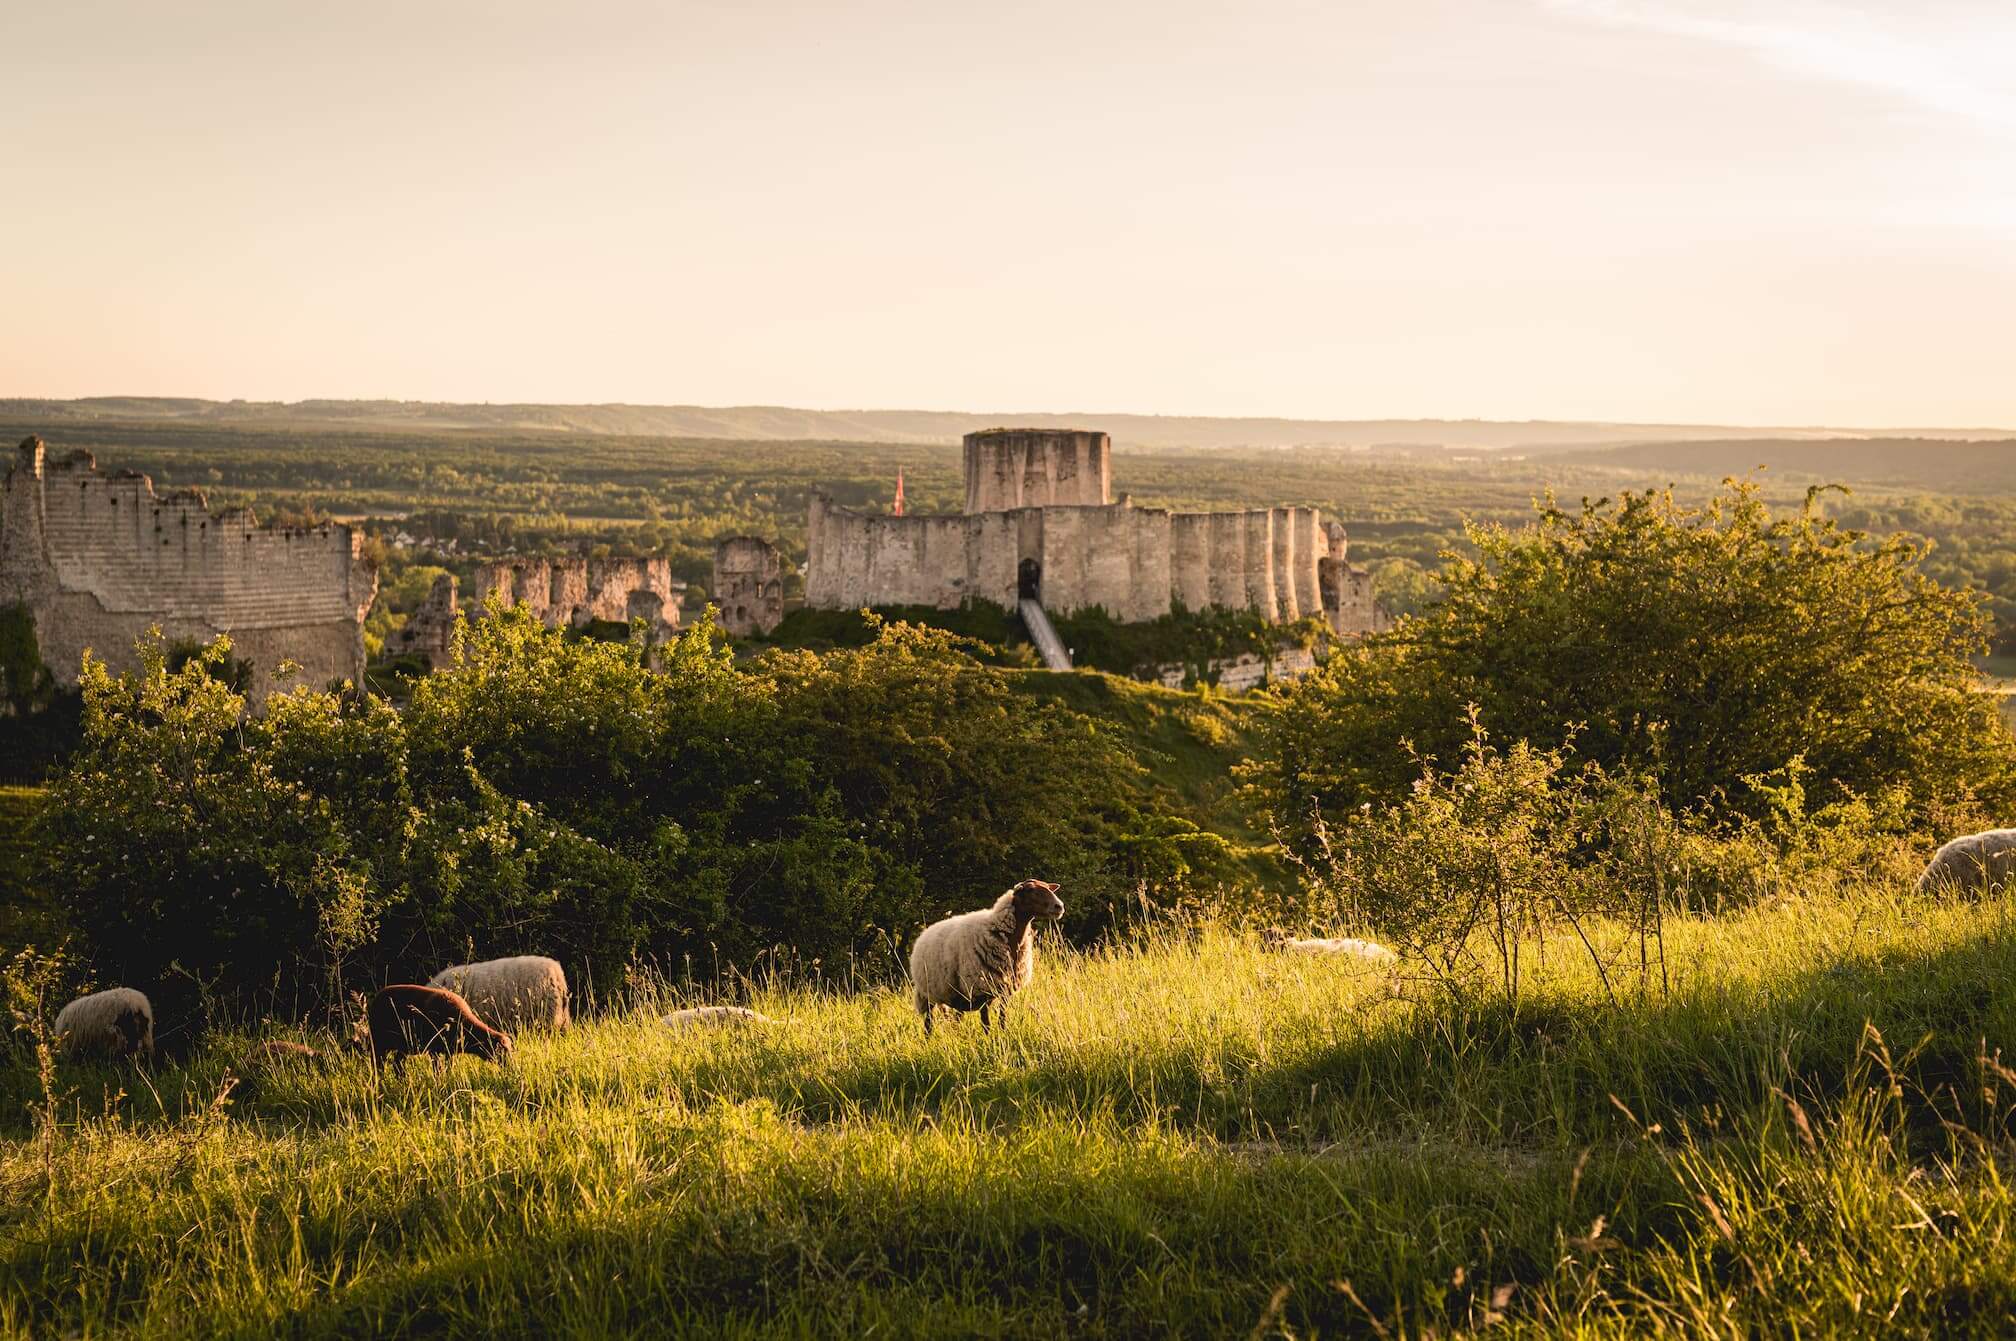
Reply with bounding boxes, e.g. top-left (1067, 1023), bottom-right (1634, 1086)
top-left (1318, 521), bottom-right (1392, 638)
top-left (712, 536), bottom-right (783, 636)
top-left (388, 573), bottom-right (462, 668)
